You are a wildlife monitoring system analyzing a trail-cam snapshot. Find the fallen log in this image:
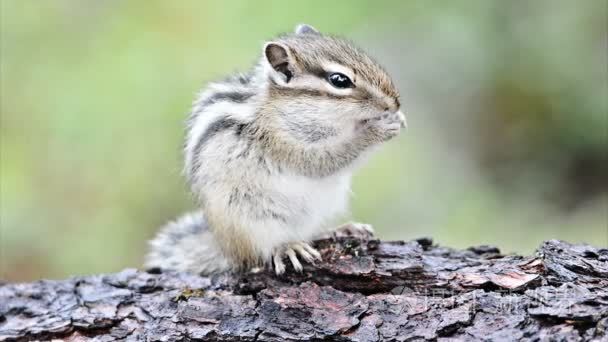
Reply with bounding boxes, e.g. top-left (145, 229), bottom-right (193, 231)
top-left (1, 238), bottom-right (607, 341)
